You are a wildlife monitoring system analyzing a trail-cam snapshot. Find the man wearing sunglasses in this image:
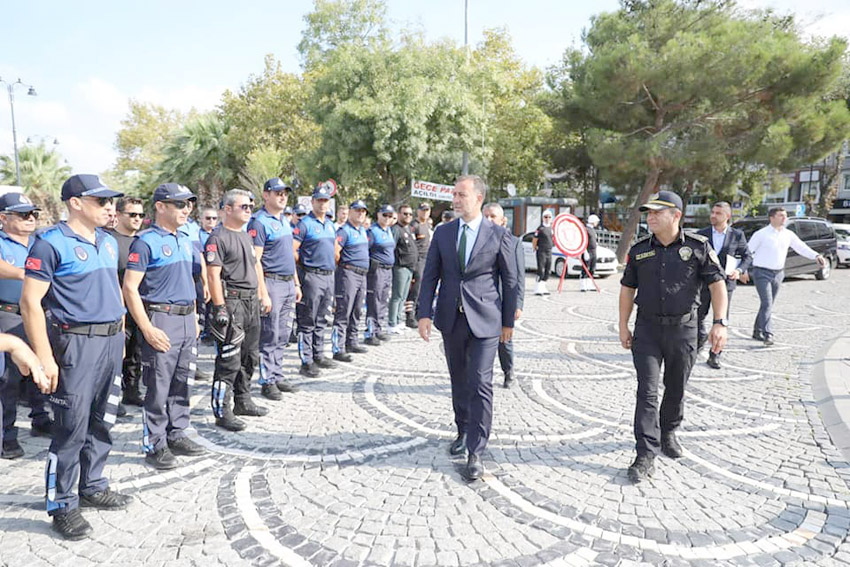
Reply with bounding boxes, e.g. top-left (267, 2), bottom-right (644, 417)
top-left (123, 184), bottom-right (207, 469)
top-left (107, 197), bottom-right (146, 410)
top-left (21, 174), bottom-right (132, 540)
top-left (248, 178), bottom-right (302, 401)
top-left (364, 204), bottom-right (396, 346)
top-left (0, 192), bottom-right (53, 460)
top-left (205, 189), bottom-right (271, 431)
